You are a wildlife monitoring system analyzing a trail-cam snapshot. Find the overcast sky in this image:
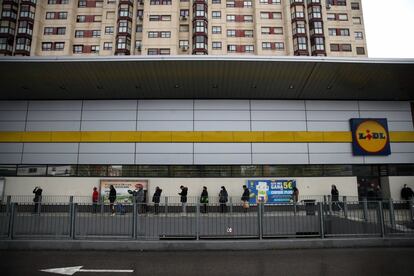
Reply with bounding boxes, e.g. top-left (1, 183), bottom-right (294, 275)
top-left (362, 0), bottom-right (414, 58)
